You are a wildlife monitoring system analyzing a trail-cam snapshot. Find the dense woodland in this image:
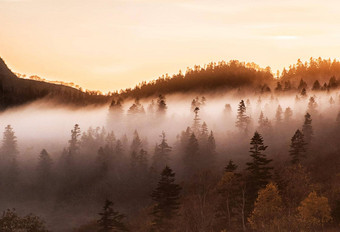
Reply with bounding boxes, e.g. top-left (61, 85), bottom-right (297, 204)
top-left (3, 57), bottom-right (340, 231)
top-left (5, 57), bottom-right (340, 109)
top-left (1, 85), bottom-right (340, 232)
